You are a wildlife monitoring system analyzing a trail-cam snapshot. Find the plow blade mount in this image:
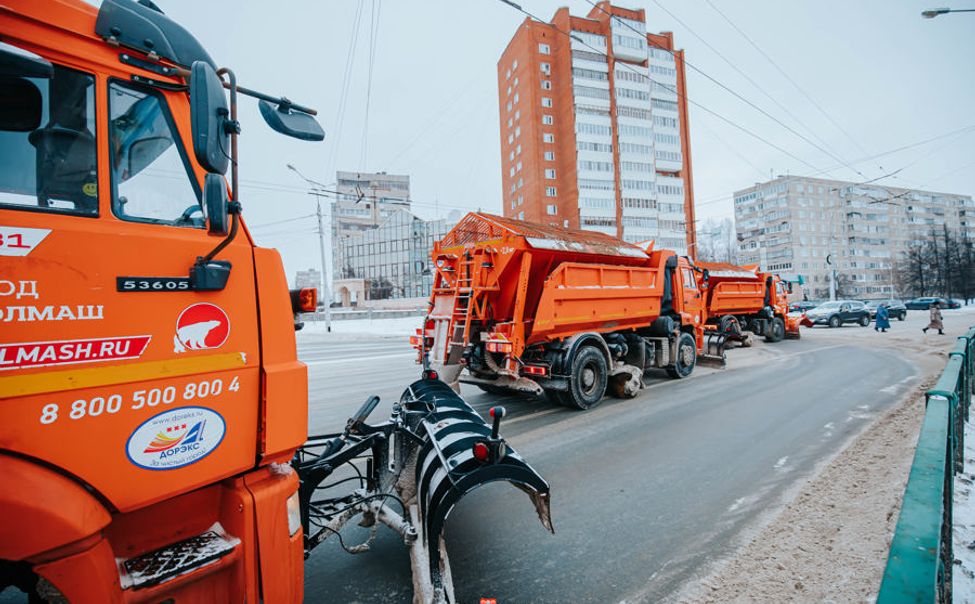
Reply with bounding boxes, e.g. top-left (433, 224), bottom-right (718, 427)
top-left (700, 332), bottom-right (728, 367)
top-left (401, 378), bottom-right (553, 596)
